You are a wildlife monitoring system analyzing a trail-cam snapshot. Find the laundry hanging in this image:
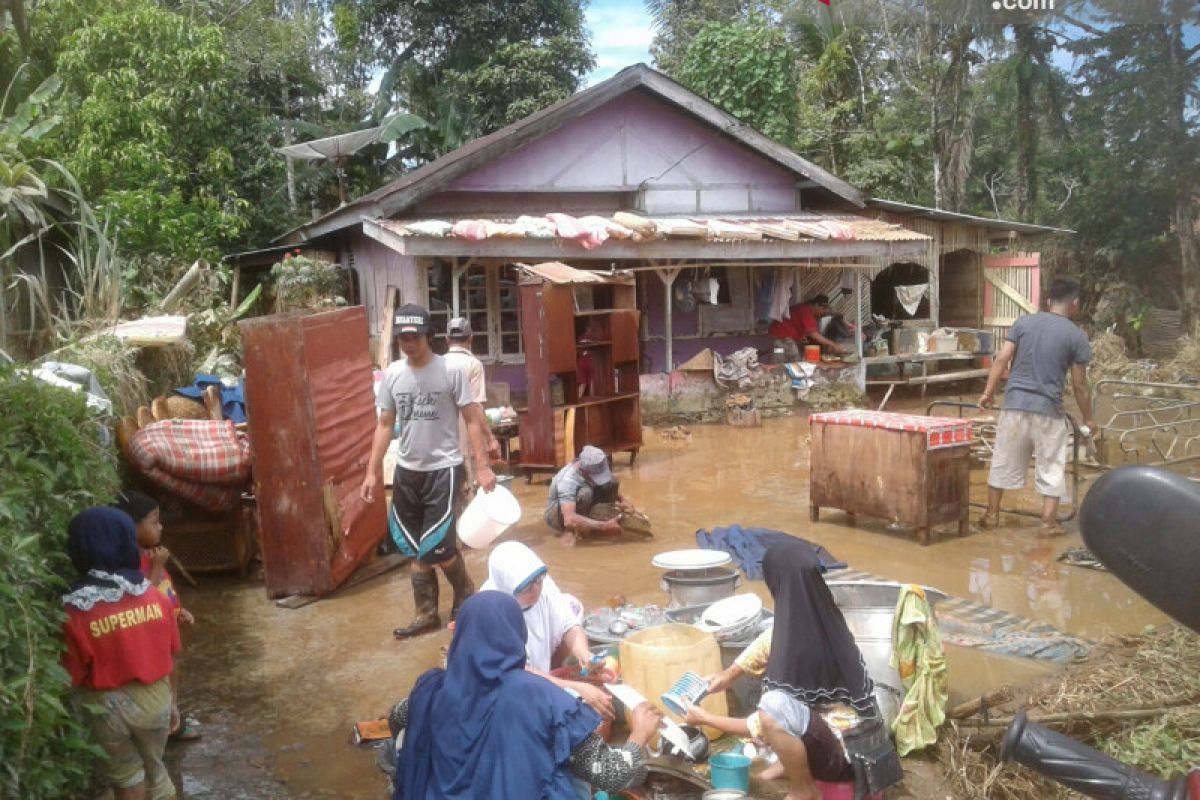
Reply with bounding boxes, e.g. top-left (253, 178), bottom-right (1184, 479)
top-left (894, 284), bottom-right (929, 316)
